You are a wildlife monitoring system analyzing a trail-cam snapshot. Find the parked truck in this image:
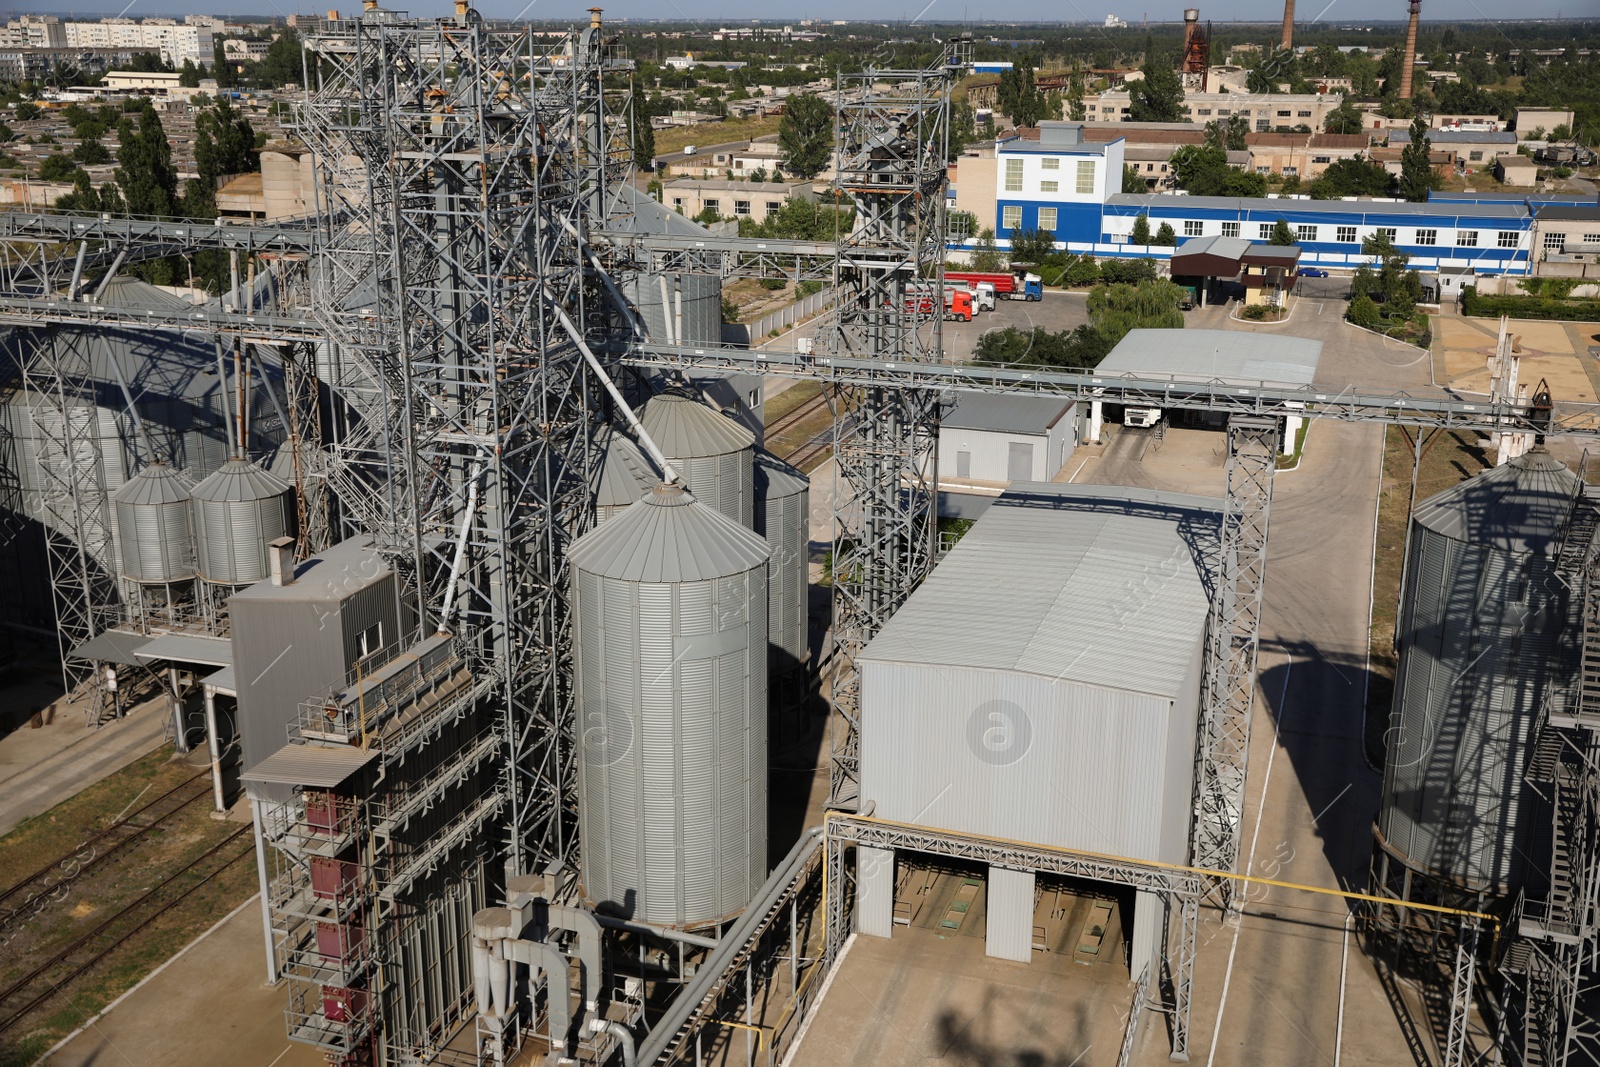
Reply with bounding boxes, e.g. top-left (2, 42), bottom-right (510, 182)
top-left (945, 270), bottom-right (1044, 301)
top-left (903, 286), bottom-right (974, 322)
